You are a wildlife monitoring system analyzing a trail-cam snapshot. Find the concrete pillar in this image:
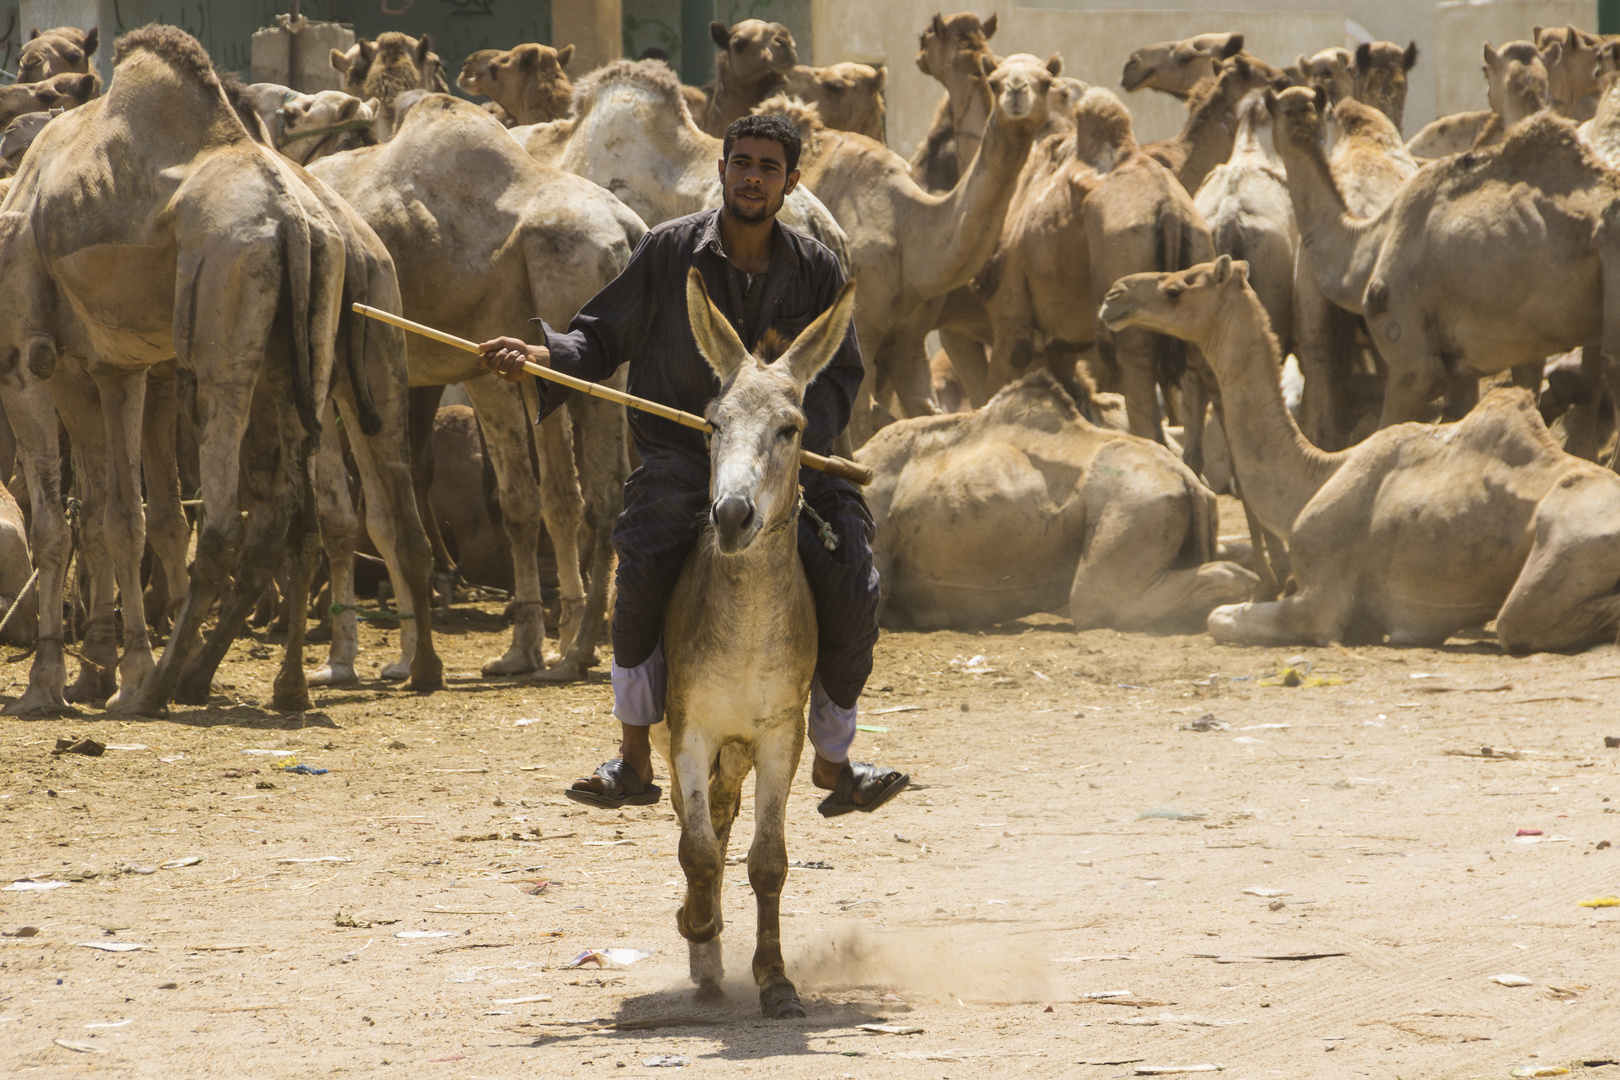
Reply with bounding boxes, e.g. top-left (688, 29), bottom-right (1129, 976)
top-left (552, 0), bottom-right (623, 73)
top-left (251, 18), bottom-right (354, 93)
